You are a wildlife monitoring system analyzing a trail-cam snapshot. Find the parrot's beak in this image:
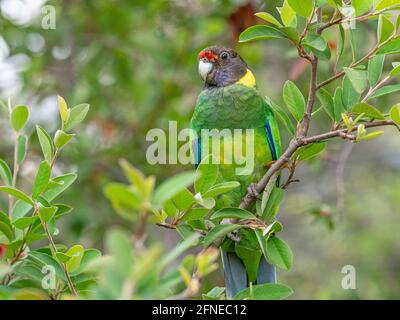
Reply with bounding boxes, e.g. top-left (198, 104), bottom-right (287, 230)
top-left (198, 50), bottom-right (218, 81)
top-left (198, 60), bottom-right (213, 81)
